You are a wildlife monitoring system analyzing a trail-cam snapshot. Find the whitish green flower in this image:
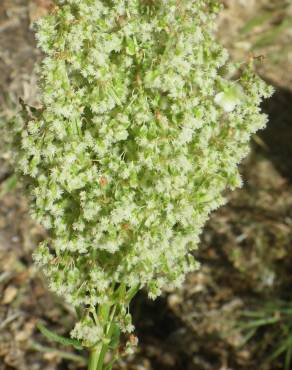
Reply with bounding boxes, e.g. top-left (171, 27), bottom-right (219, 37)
top-left (11, 0), bottom-right (273, 352)
top-left (215, 85), bottom-right (245, 112)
